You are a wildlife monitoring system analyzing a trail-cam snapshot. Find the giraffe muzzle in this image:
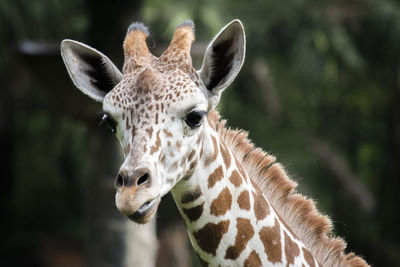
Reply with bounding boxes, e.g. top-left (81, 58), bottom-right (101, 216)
top-left (115, 167), bottom-right (161, 223)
